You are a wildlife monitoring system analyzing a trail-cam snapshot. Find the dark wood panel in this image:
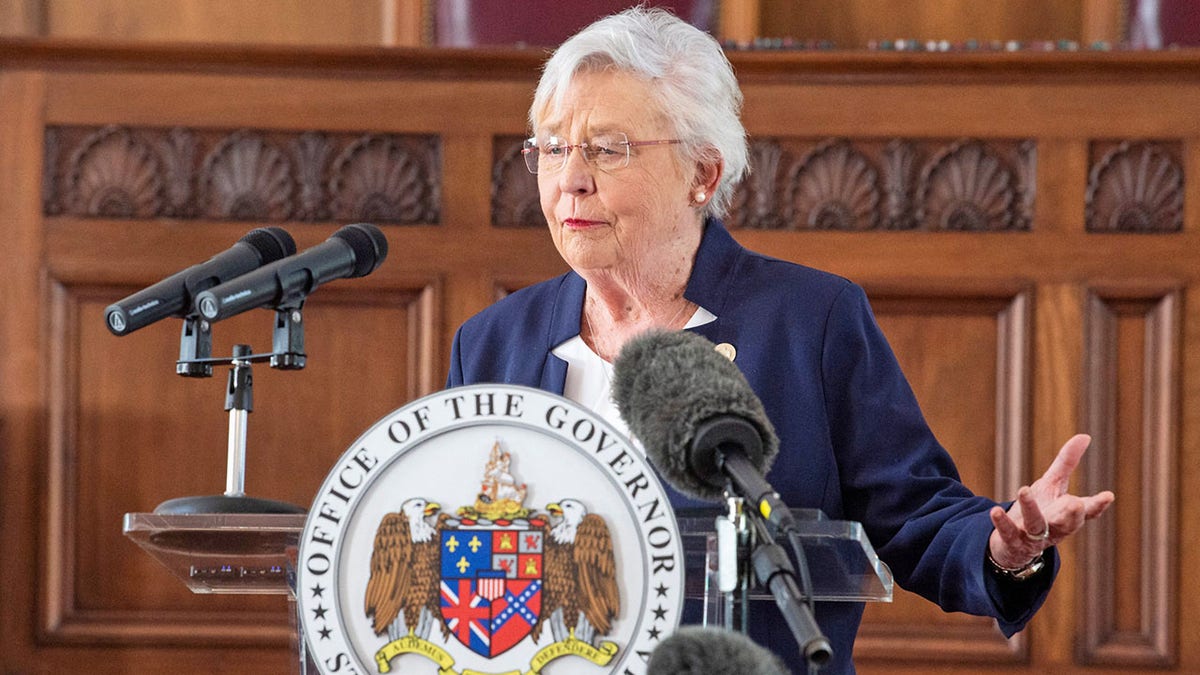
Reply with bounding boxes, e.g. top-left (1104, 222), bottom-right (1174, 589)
top-left (1079, 288), bottom-right (1180, 666)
